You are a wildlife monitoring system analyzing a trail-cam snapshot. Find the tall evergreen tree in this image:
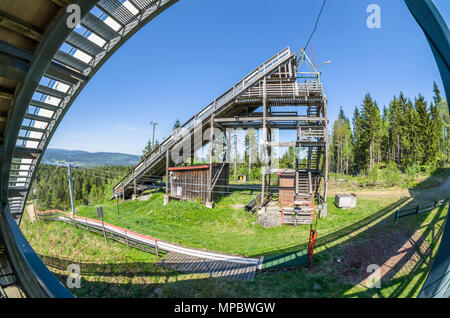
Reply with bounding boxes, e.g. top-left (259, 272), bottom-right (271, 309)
top-left (173, 119), bottom-right (181, 131)
top-left (360, 93), bottom-right (381, 172)
top-left (352, 106), bottom-right (364, 173)
top-left (414, 94), bottom-right (433, 165)
top-left (331, 107), bottom-right (353, 173)
top-left (388, 96), bottom-right (402, 164)
top-left (432, 82), bottom-right (450, 164)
